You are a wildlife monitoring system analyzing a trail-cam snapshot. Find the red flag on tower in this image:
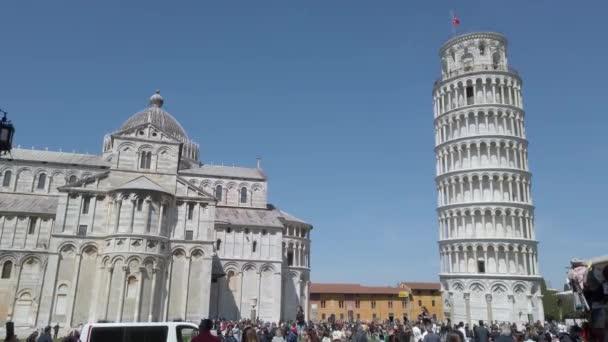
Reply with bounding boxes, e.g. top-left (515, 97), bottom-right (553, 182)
top-left (452, 12), bottom-right (460, 27)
